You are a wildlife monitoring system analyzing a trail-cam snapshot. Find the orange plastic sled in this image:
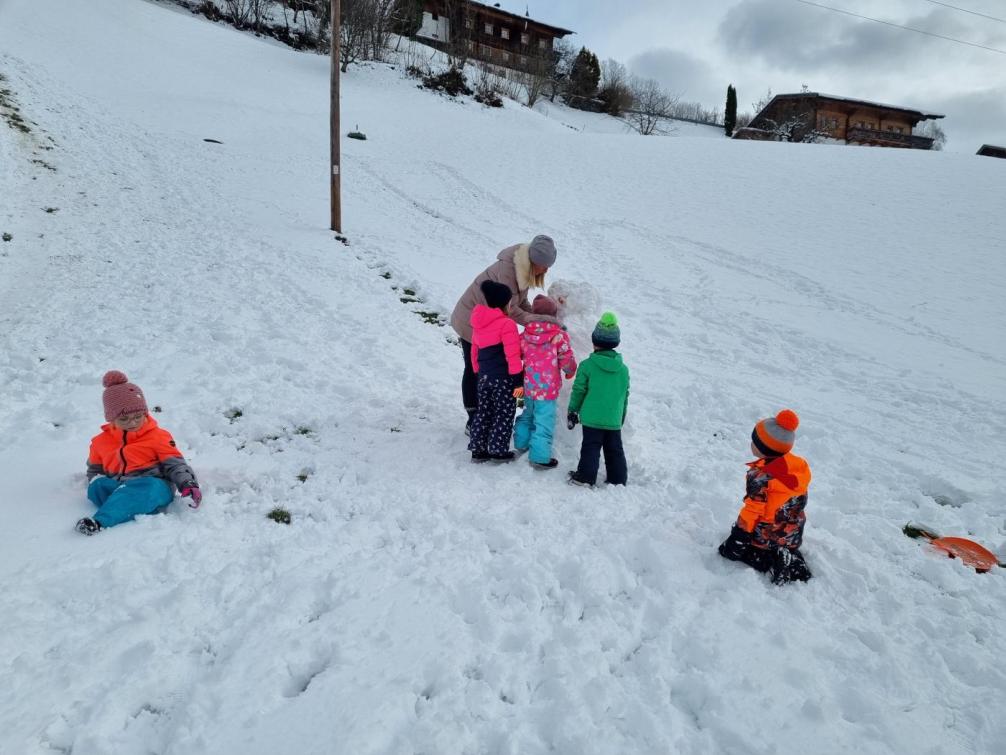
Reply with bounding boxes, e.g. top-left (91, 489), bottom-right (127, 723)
top-left (929, 537), bottom-right (1001, 573)
top-left (904, 523), bottom-right (1004, 574)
